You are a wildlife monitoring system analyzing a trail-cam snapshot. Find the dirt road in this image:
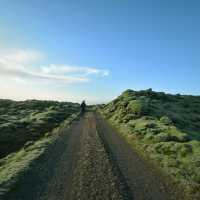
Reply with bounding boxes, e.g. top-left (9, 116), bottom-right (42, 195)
top-left (5, 112), bottom-right (183, 200)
